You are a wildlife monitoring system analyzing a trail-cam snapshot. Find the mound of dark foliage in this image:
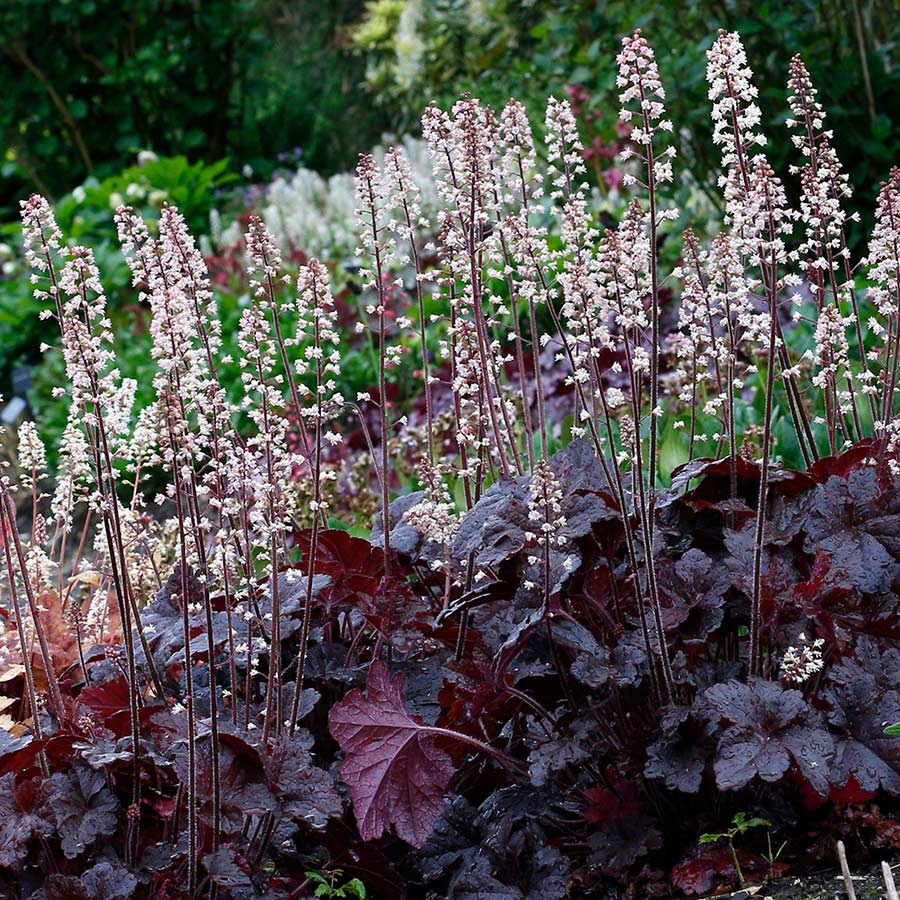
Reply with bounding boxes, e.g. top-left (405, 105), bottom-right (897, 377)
top-left (2, 439), bottom-right (900, 898)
